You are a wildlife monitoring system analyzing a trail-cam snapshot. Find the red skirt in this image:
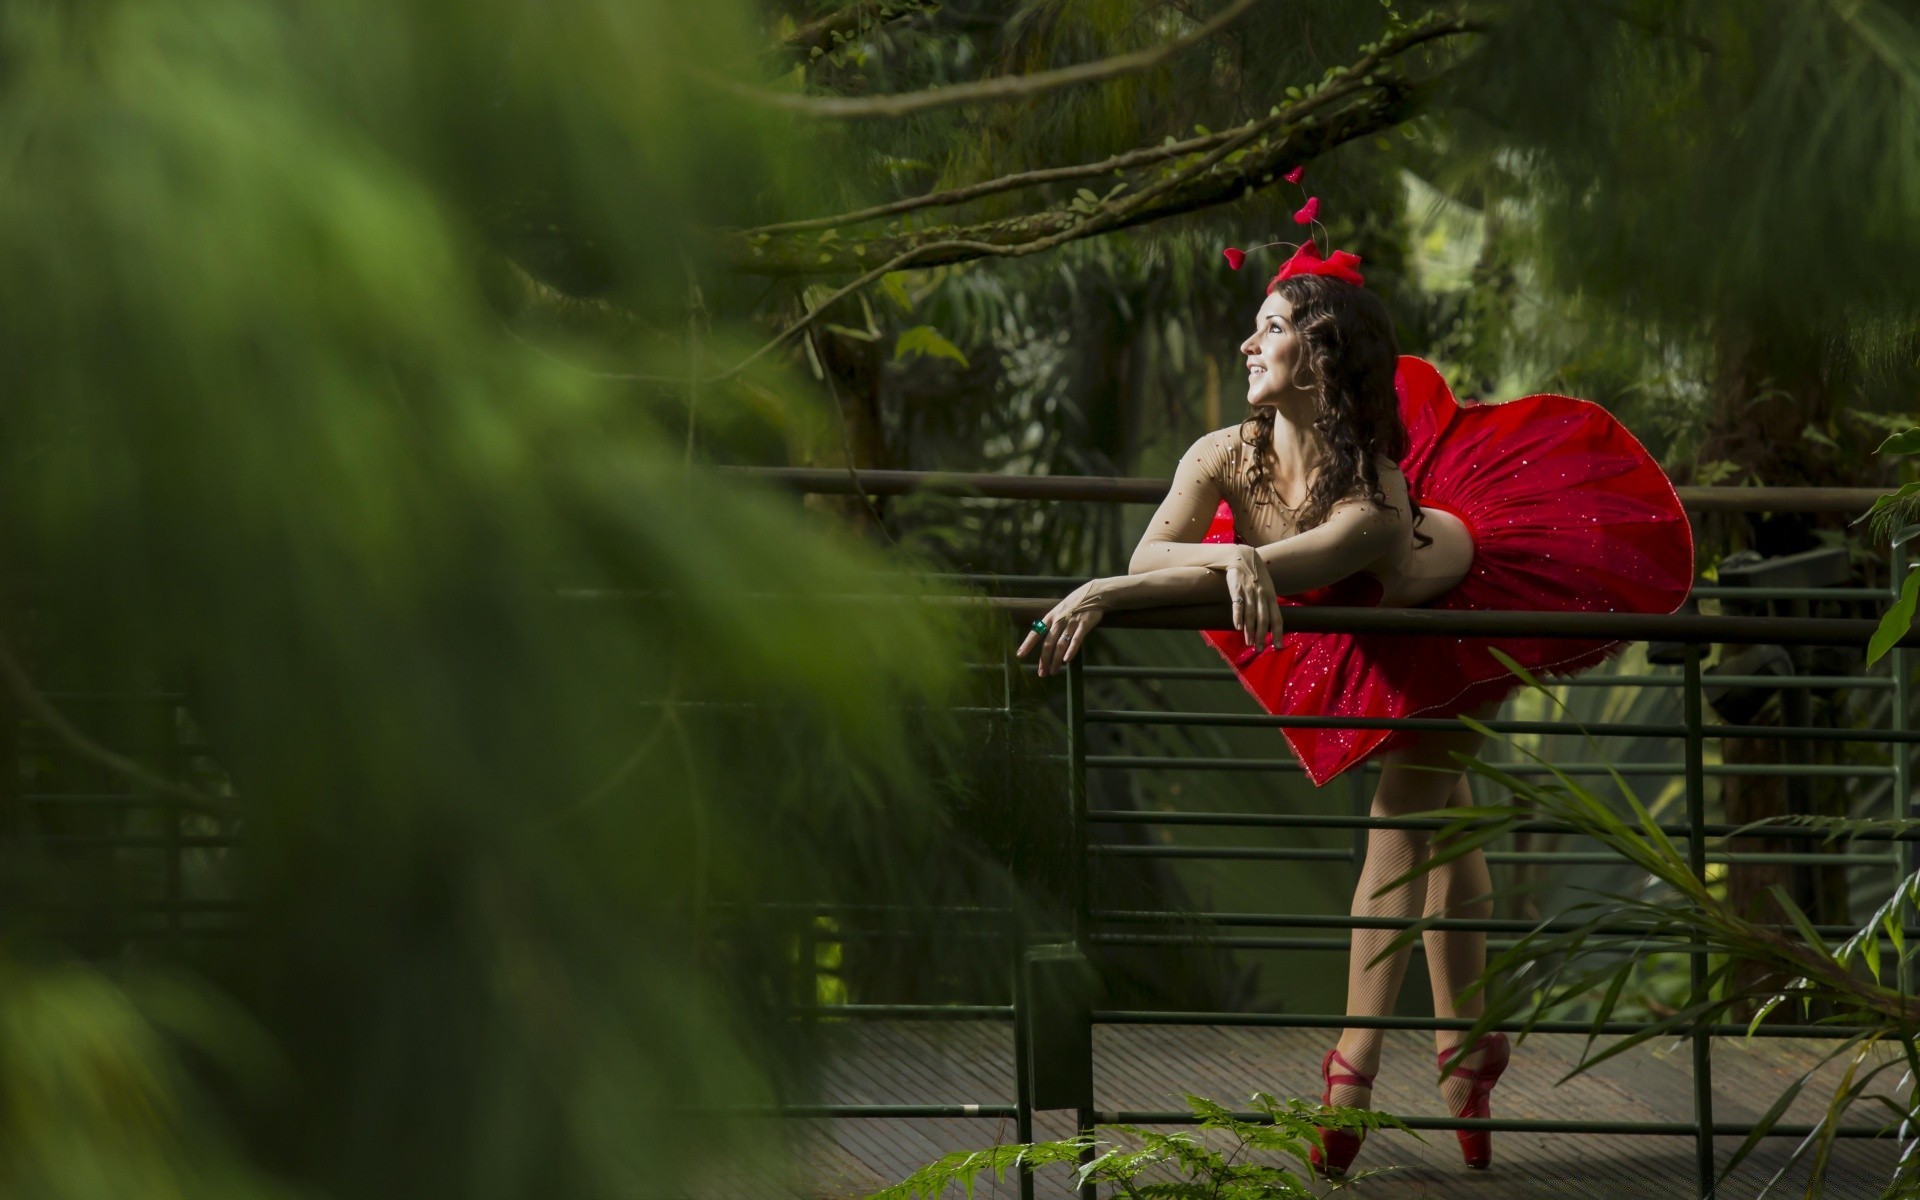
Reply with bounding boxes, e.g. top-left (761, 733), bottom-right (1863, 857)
top-left (1201, 356), bottom-right (1694, 786)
